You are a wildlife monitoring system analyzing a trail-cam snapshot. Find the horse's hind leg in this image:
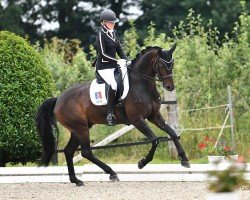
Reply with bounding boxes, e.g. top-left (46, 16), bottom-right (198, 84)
top-left (133, 120), bottom-right (159, 169)
top-left (64, 133), bottom-right (84, 186)
top-left (76, 127), bottom-right (119, 181)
